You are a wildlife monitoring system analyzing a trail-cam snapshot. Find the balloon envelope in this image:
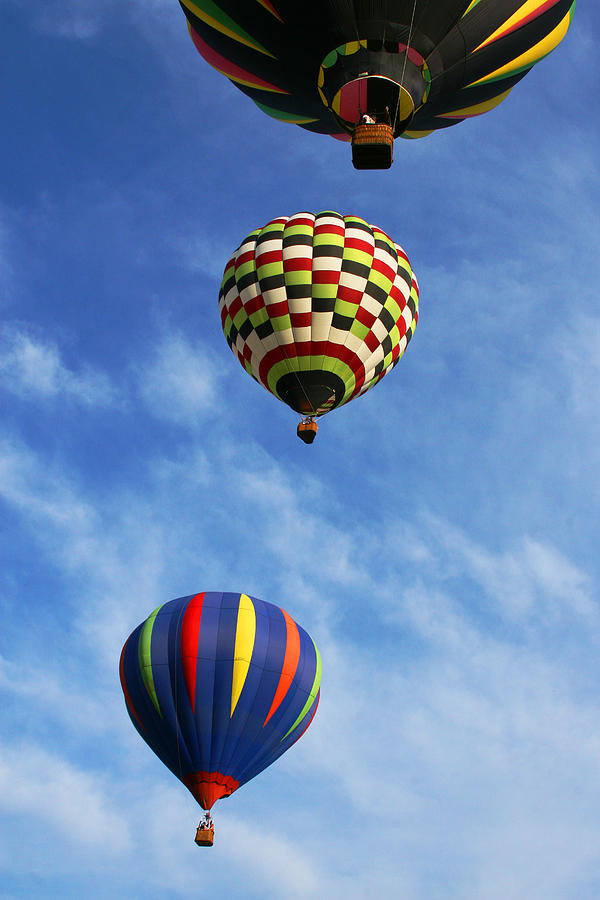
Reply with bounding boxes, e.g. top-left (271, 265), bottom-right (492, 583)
top-left (178, 0), bottom-right (575, 142)
top-left (219, 211), bottom-right (418, 419)
top-left (120, 592), bottom-right (321, 810)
